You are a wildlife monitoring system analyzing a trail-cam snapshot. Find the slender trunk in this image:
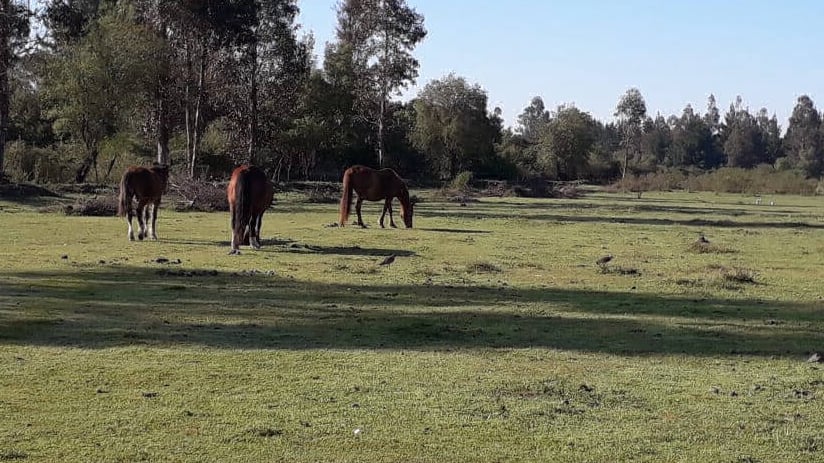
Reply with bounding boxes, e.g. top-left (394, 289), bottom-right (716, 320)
top-left (189, 40), bottom-right (207, 178)
top-left (0, 0), bottom-right (10, 179)
top-left (247, 39), bottom-right (258, 165)
top-left (155, 23), bottom-right (170, 165)
top-left (184, 40), bottom-right (193, 174)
